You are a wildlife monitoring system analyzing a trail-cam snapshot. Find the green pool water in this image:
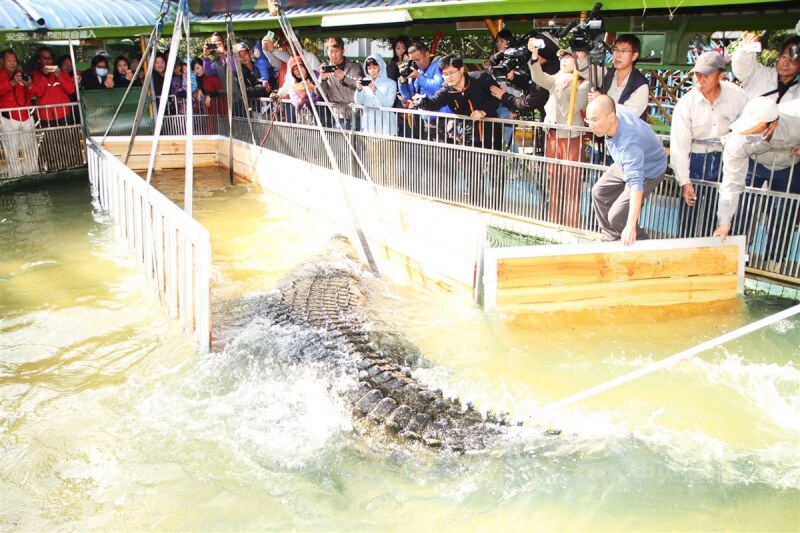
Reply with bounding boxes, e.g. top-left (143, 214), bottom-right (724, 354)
top-left (1, 173), bottom-right (798, 531)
